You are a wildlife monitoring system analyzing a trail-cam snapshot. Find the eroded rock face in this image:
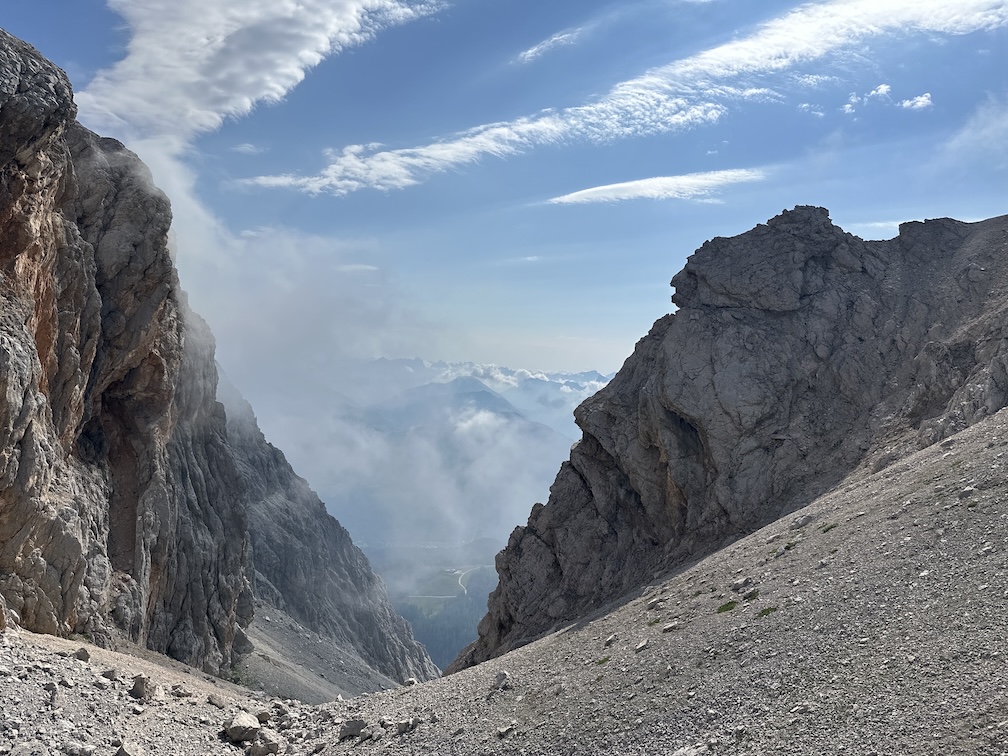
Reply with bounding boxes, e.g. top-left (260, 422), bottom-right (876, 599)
top-left (452, 205), bottom-right (1008, 670)
top-left (0, 28), bottom-right (434, 683)
top-left (219, 378), bottom-right (439, 682)
top-left (0, 29), bottom-right (252, 672)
